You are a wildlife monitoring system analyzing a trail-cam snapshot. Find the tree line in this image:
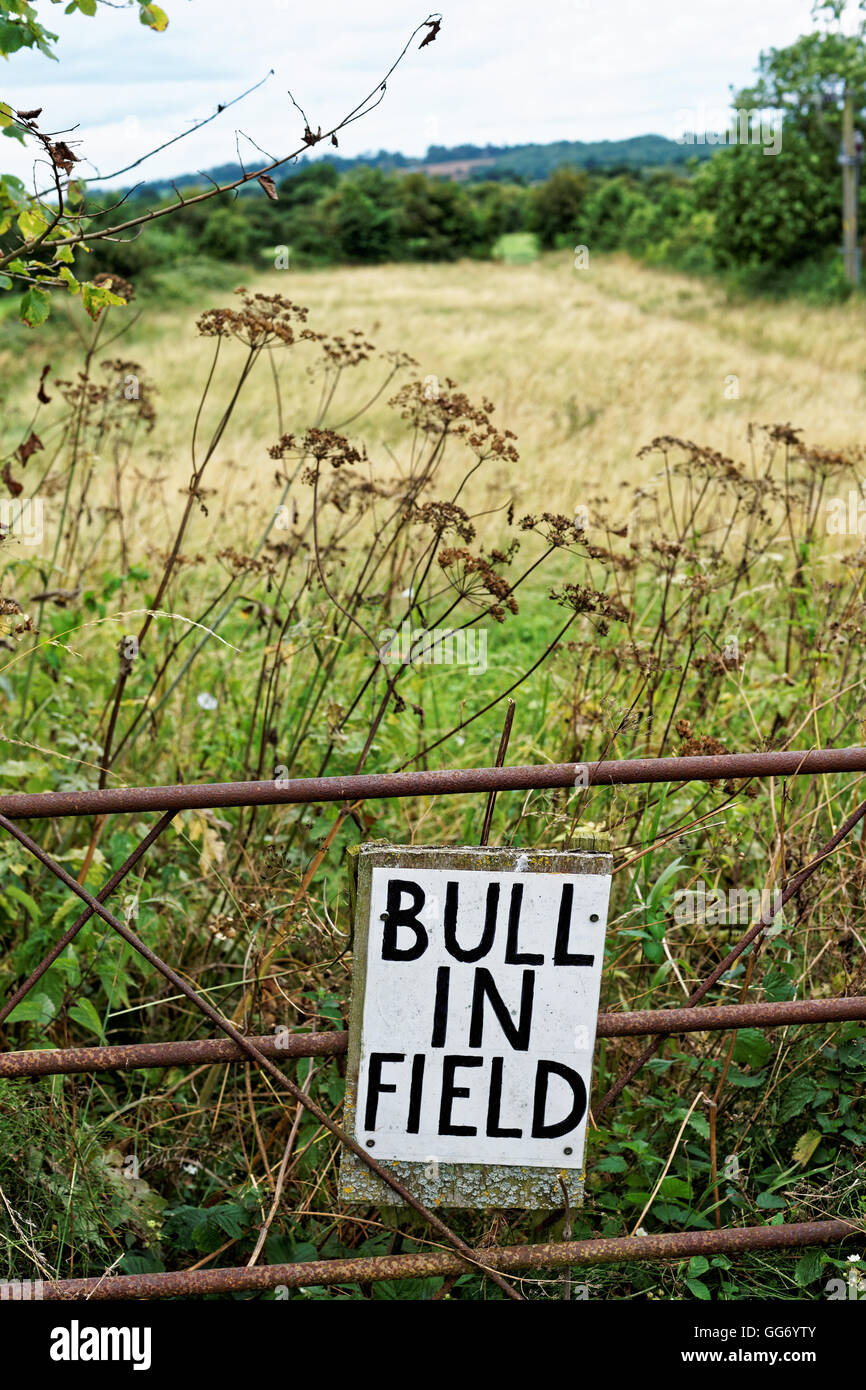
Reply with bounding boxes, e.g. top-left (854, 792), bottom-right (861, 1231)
top-left (78, 128), bottom-right (852, 302)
